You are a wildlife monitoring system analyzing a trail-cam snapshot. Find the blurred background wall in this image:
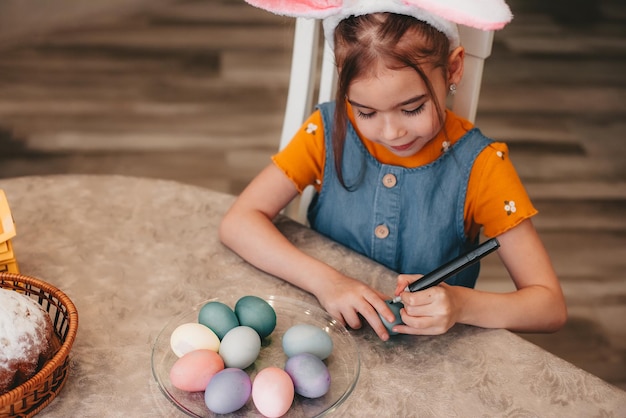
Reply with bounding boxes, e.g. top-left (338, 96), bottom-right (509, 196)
top-left (0, 0), bottom-right (176, 48)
